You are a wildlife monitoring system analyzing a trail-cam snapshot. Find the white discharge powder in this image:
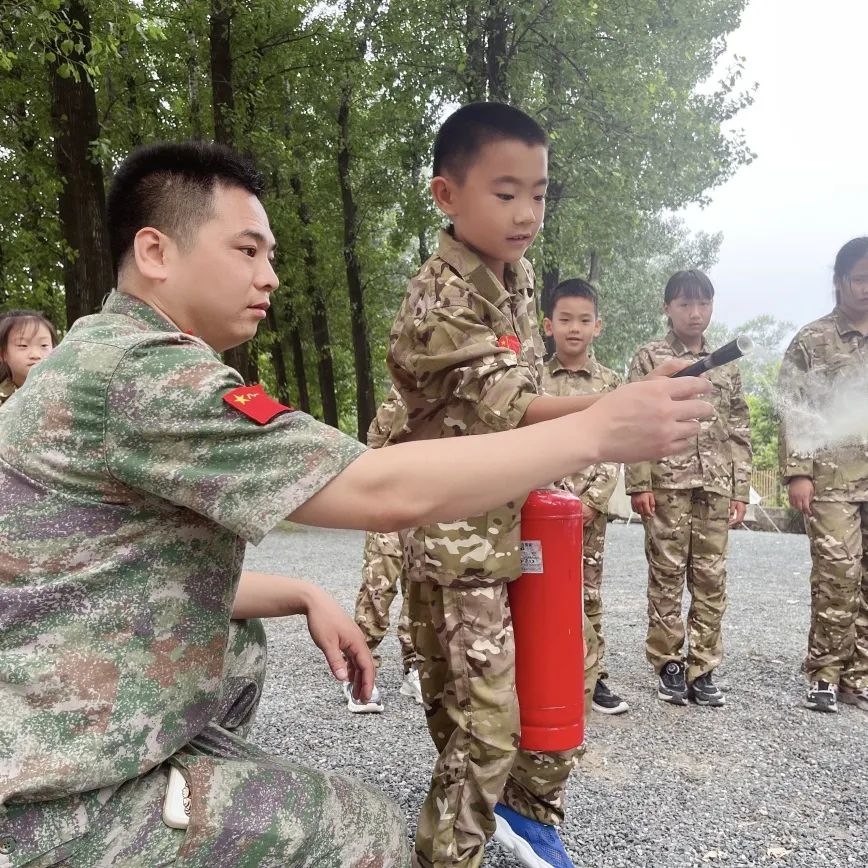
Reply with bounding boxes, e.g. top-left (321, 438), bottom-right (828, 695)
top-left (776, 365), bottom-right (868, 455)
